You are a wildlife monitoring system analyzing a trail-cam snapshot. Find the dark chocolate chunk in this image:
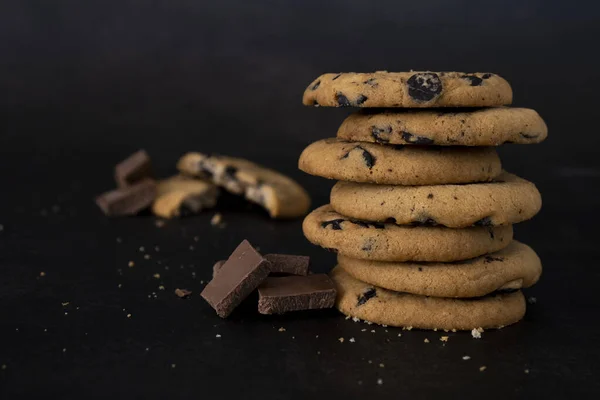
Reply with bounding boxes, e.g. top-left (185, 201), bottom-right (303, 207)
top-left (461, 74), bottom-right (483, 86)
top-left (361, 242), bottom-right (372, 251)
top-left (427, 193), bottom-right (434, 199)
top-left (411, 217), bottom-right (438, 226)
top-left (371, 125), bottom-right (393, 143)
top-left (474, 216), bottom-right (493, 227)
top-left (336, 92), bottom-right (351, 107)
top-left (174, 288), bottom-right (192, 298)
top-left (355, 94), bottom-right (368, 105)
top-left (310, 80), bottom-right (321, 90)
top-left (407, 73), bottom-right (442, 102)
top-left (520, 132), bottom-right (540, 139)
top-left (201, 240), bottom-right (271, 318)
top-left (384, 217), bottom-right (397, 224)
top-left (340, 145), bottom-right (376, 168)
top-left (484, 256), bottom-right (505, 263)
top-left (402, 131), bottom-right (435, 145)
top-left (332, 73), bottom-right (342, 80)
top-left (95, 179), bottom-right (157, 217)
top-left (488, 228), bottom-right (495, 240)
top-left (257, 274), bottom-right (336, 314)
top-left (114, 149), bottom-right (153, 188)
top-left (214, 254), bottom-right (310, 277)
top-left (482, 73), bottom-right (493, 79)
top-left (356, 288), bottom-right (376, 306)
top-left (321, 219), bottom-right (345, 230)
top-left (264, 254), bottom-right (310, 275)
top-left (418, 267), bottom-right (423, 272)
